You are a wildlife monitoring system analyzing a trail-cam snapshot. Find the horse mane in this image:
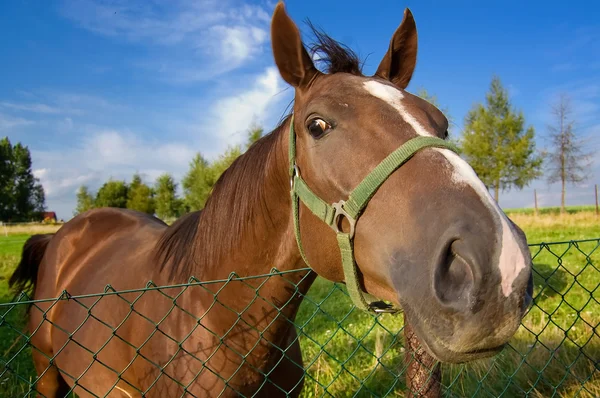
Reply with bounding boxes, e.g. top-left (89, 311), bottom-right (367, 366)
top-left (155, 27), bottom-right (365, 281)
top-left (155, 116), bottom-right (290, 281)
